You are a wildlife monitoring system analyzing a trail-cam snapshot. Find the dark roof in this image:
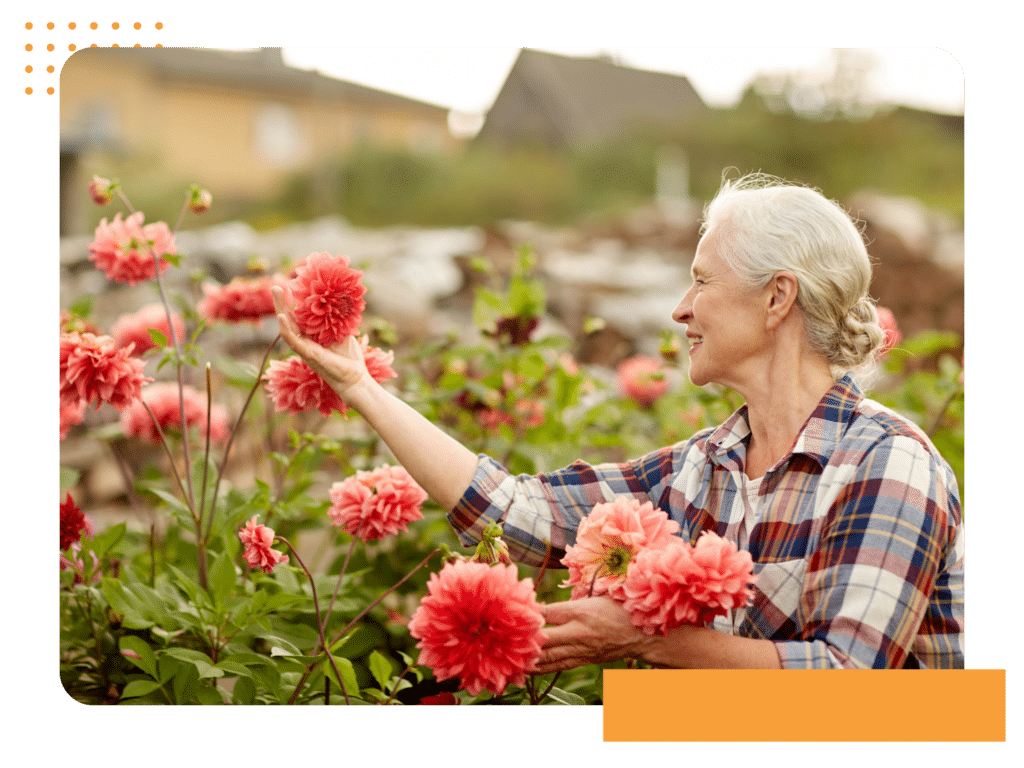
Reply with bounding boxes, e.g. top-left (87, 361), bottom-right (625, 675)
top-left (477, 48), bottom-right (707, 146)
top-left (65, 46), bottom-right (450, 115)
